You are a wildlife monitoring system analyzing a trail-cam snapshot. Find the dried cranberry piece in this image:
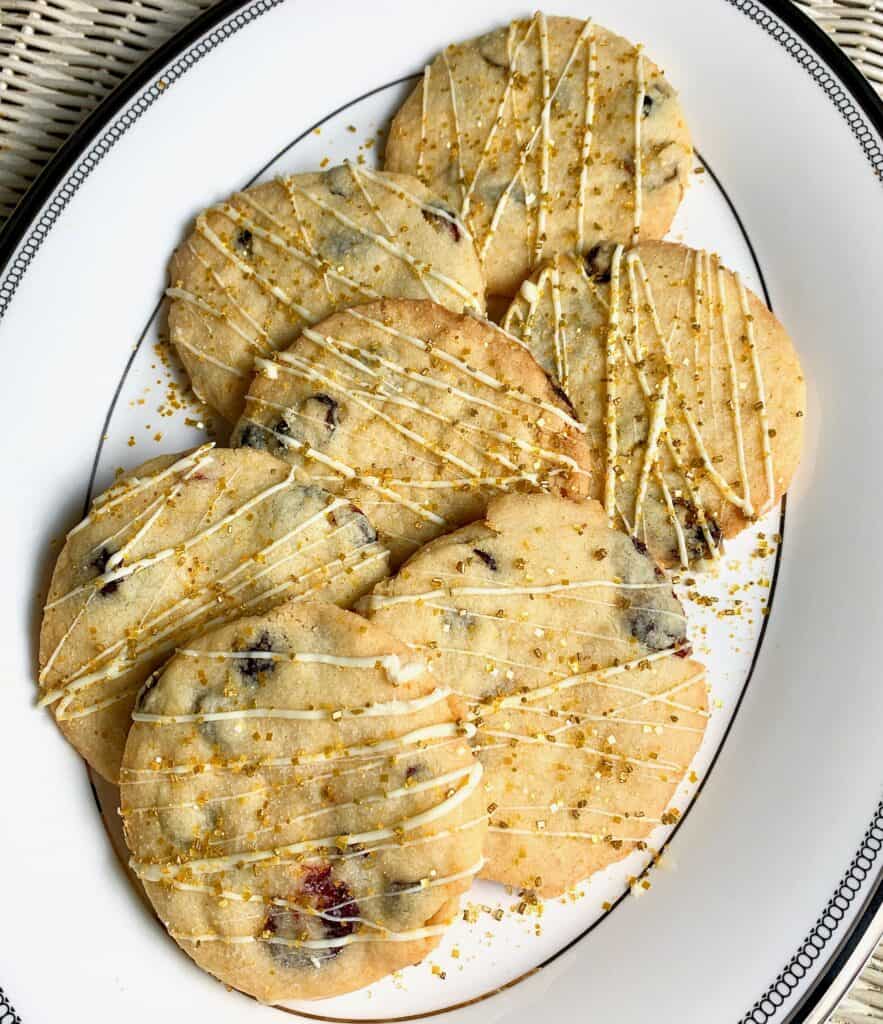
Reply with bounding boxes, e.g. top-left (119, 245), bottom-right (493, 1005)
top-left (262, 865), bottom-right (359, 969)
top-left (91, 546), bottom-right (121, 596)
top-left (472, 548), bottom-right (498, 571)
top-left (234, 229), bottom-right (253, 257)
top-left (584, 242), bottom-right (616, 283)
top-left (627, 607), bottom-right (686, 653)
top-left (631, 535), bottom-right (649, 556)
top-left (303, 393), bottom-right (339, 434)
top-left (234, 423), bottom-right (267, 450)
top-left (549, 380), bottom-right (577, 416)
top-left (422, 204), bottom-right (461, 243)
top-left (235, 631), bottom-right (277, 683)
